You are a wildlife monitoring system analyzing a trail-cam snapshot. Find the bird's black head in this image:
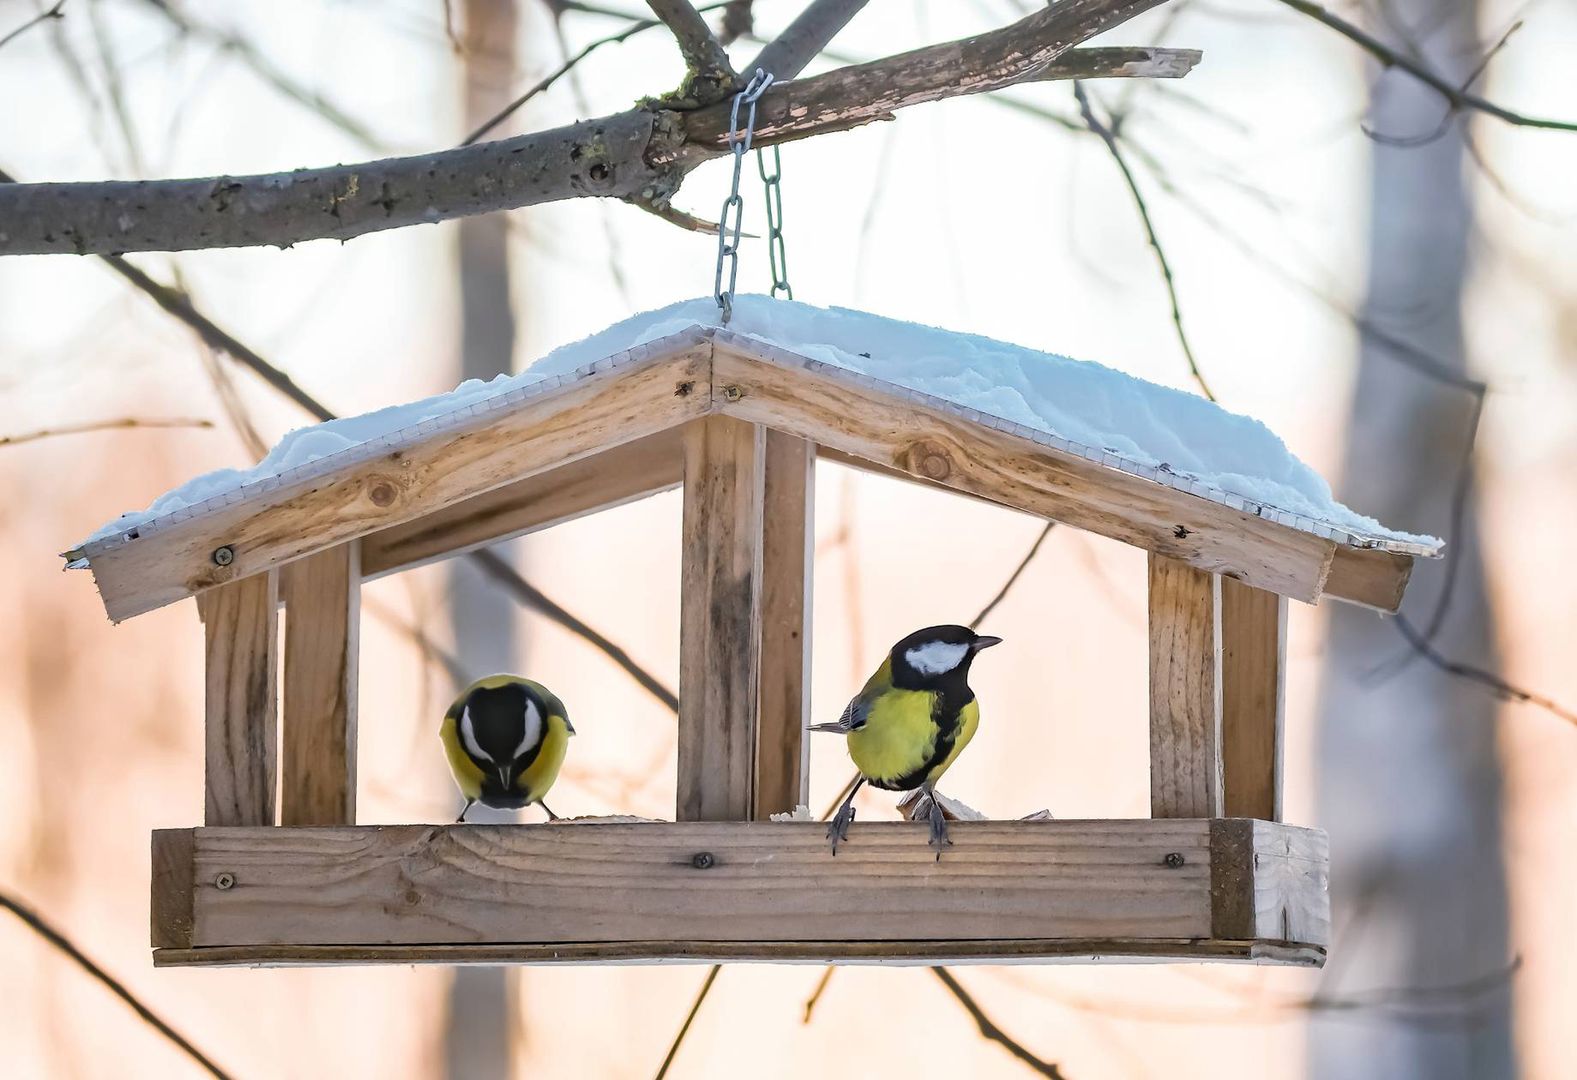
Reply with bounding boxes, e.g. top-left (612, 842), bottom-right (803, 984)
top-left (457, 680), bottom-right (547, 792)
top-left (889, 624), bottom-right (1002, 690)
